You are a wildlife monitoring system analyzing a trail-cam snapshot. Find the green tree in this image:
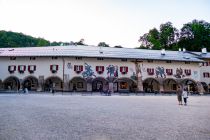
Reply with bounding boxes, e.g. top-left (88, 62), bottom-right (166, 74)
top-left (178, 20), bottom-right (210, 51)
top-left (159, 22), bottom-right (178, 49)
top-left (98, 42), bottom-right (109, 47)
